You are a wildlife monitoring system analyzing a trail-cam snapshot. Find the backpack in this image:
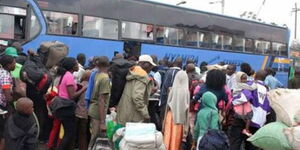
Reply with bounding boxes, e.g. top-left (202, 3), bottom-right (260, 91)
top-left (20, 55), bottom-right (52, 94)
top-left (109, 58), bottom-right (135, 108)
top-left (198, 129), bottom-right (230, 150)
top-left (157, 67), bottom-right (168, 88)
top-left (198, 111), bottom-right (230, 150)
top-left (37, 41), bottom-right (69, 68)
